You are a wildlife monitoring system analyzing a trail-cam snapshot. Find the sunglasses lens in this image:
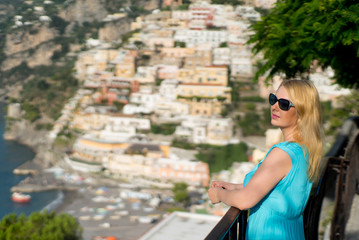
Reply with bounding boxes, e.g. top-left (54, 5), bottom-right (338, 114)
top-left (269, 93), bottom-right (277, 105)
top-left (278, 99), bottom-right (290, 111)
top-left (269, 93), bottom-right (293, 111)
